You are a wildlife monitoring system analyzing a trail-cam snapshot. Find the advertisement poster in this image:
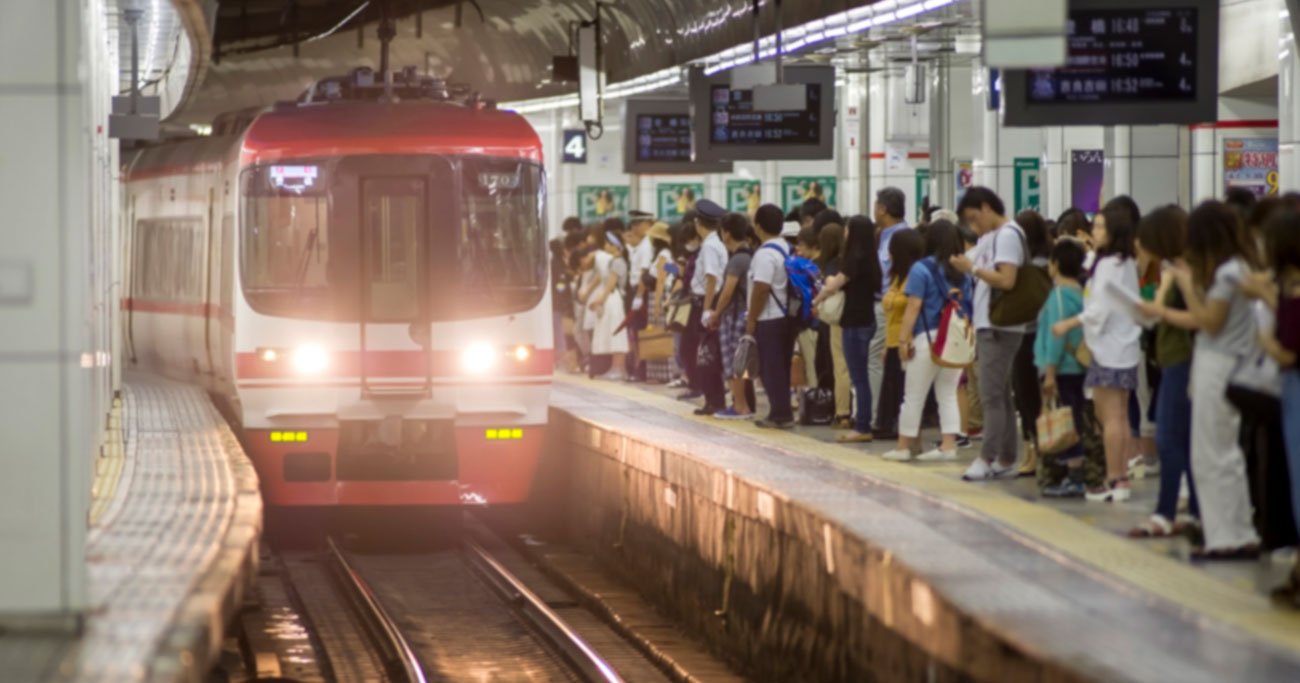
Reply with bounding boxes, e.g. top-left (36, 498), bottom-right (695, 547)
top-left (781, 176), bottom-right (837, 213)
top-left (1013, 157), bottom-right (1042, 214)
top-left (577, 185), bottom-right (629, 224)
top-left (726, 179), bottom-right (763, 215)
top-left (656, 182), bottom-right (705, 221)
top-left (954, 159), bottom-right (974, 205)
top-left (915, 168), bottom-right (931, 220)
top-left (1224, 138), bottom-right (1279, 198)
top-left (1070, 149), bottom-right (1105, 214)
